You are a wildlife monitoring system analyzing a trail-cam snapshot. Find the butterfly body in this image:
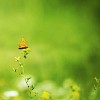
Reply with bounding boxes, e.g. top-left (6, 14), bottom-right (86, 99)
top-left (18, 38), bottom-right (28, 49)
